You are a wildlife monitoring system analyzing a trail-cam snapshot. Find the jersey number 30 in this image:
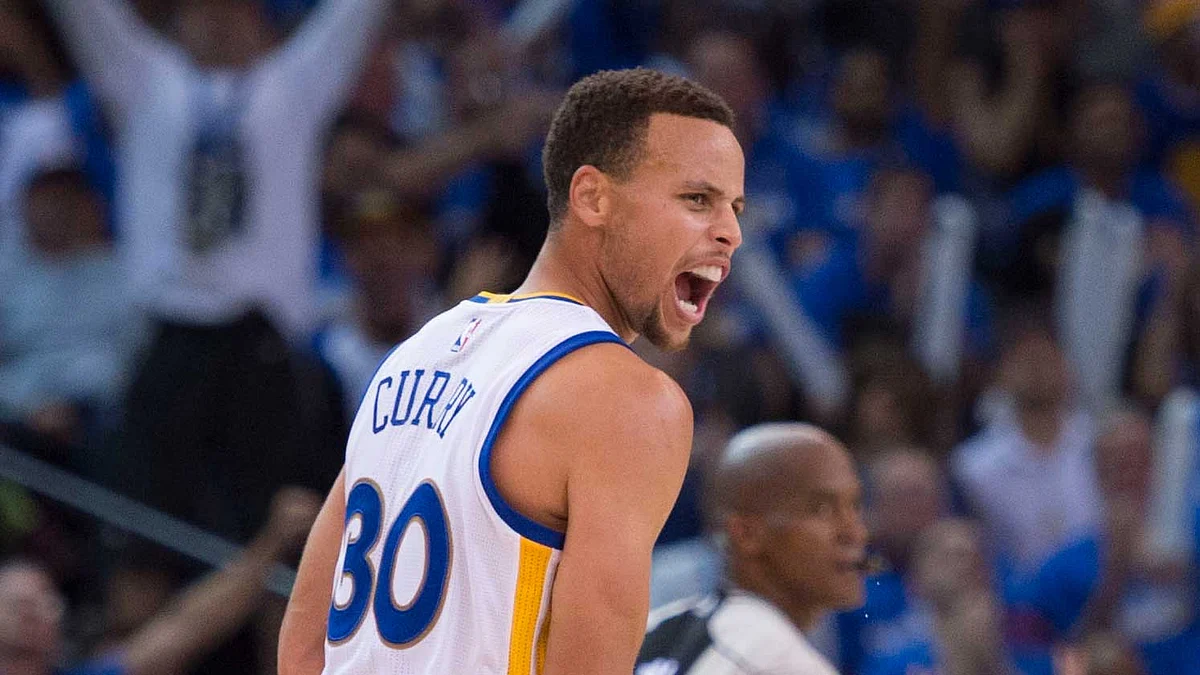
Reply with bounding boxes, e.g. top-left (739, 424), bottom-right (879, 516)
top-left (327, 479), bottom-right (452, 646)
